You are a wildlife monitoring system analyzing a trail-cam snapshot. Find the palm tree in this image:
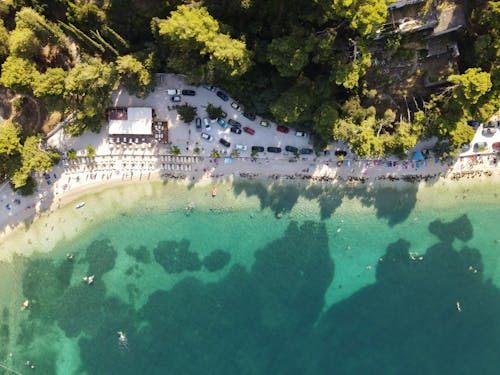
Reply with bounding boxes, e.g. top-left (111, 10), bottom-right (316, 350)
top-left (86, 145), bottom-right (96, 157)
